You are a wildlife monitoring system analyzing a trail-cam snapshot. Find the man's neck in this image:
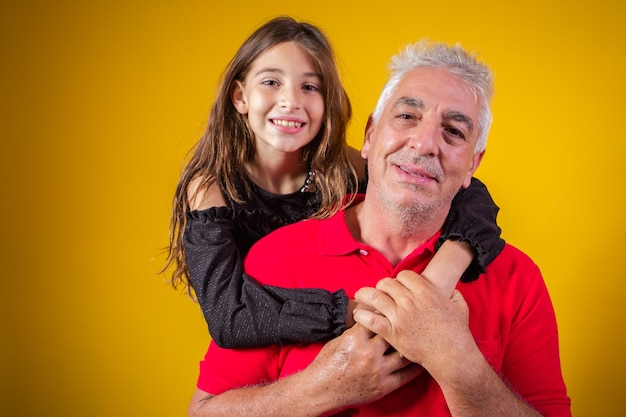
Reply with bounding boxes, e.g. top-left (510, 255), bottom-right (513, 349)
top-left (345, 199), bottom-right (447, 266)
